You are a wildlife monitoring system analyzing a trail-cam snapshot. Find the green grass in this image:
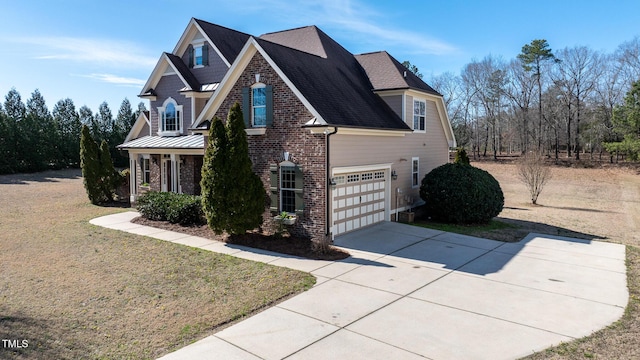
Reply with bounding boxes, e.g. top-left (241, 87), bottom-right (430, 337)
top-left (413, 218), bottom-right (515, 235)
